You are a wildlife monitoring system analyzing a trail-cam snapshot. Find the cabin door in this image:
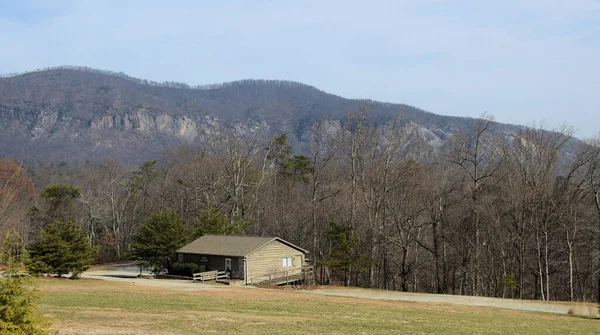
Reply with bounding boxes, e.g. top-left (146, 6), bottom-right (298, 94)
top-left (225, 258), bottom-right (232, 272)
